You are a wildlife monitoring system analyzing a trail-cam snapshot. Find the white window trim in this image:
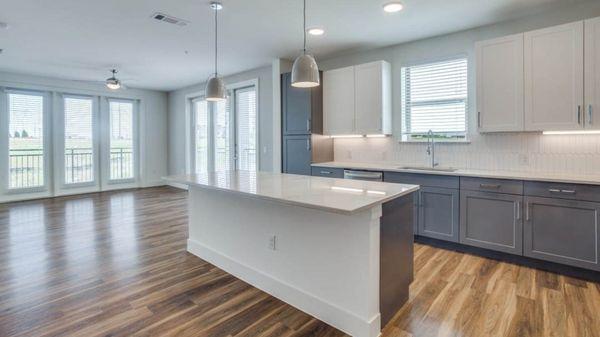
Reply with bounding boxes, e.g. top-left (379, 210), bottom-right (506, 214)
top-left (54, 93), bottom-right (100, 192)
top-left (185, 78), bottom-right (260, 174)
top-left (102, 97), bottom-right (140, 188)
top-left (2, 88), bottom-right (53, 195)
top-left (399, 55), bottom-right (470, 143)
